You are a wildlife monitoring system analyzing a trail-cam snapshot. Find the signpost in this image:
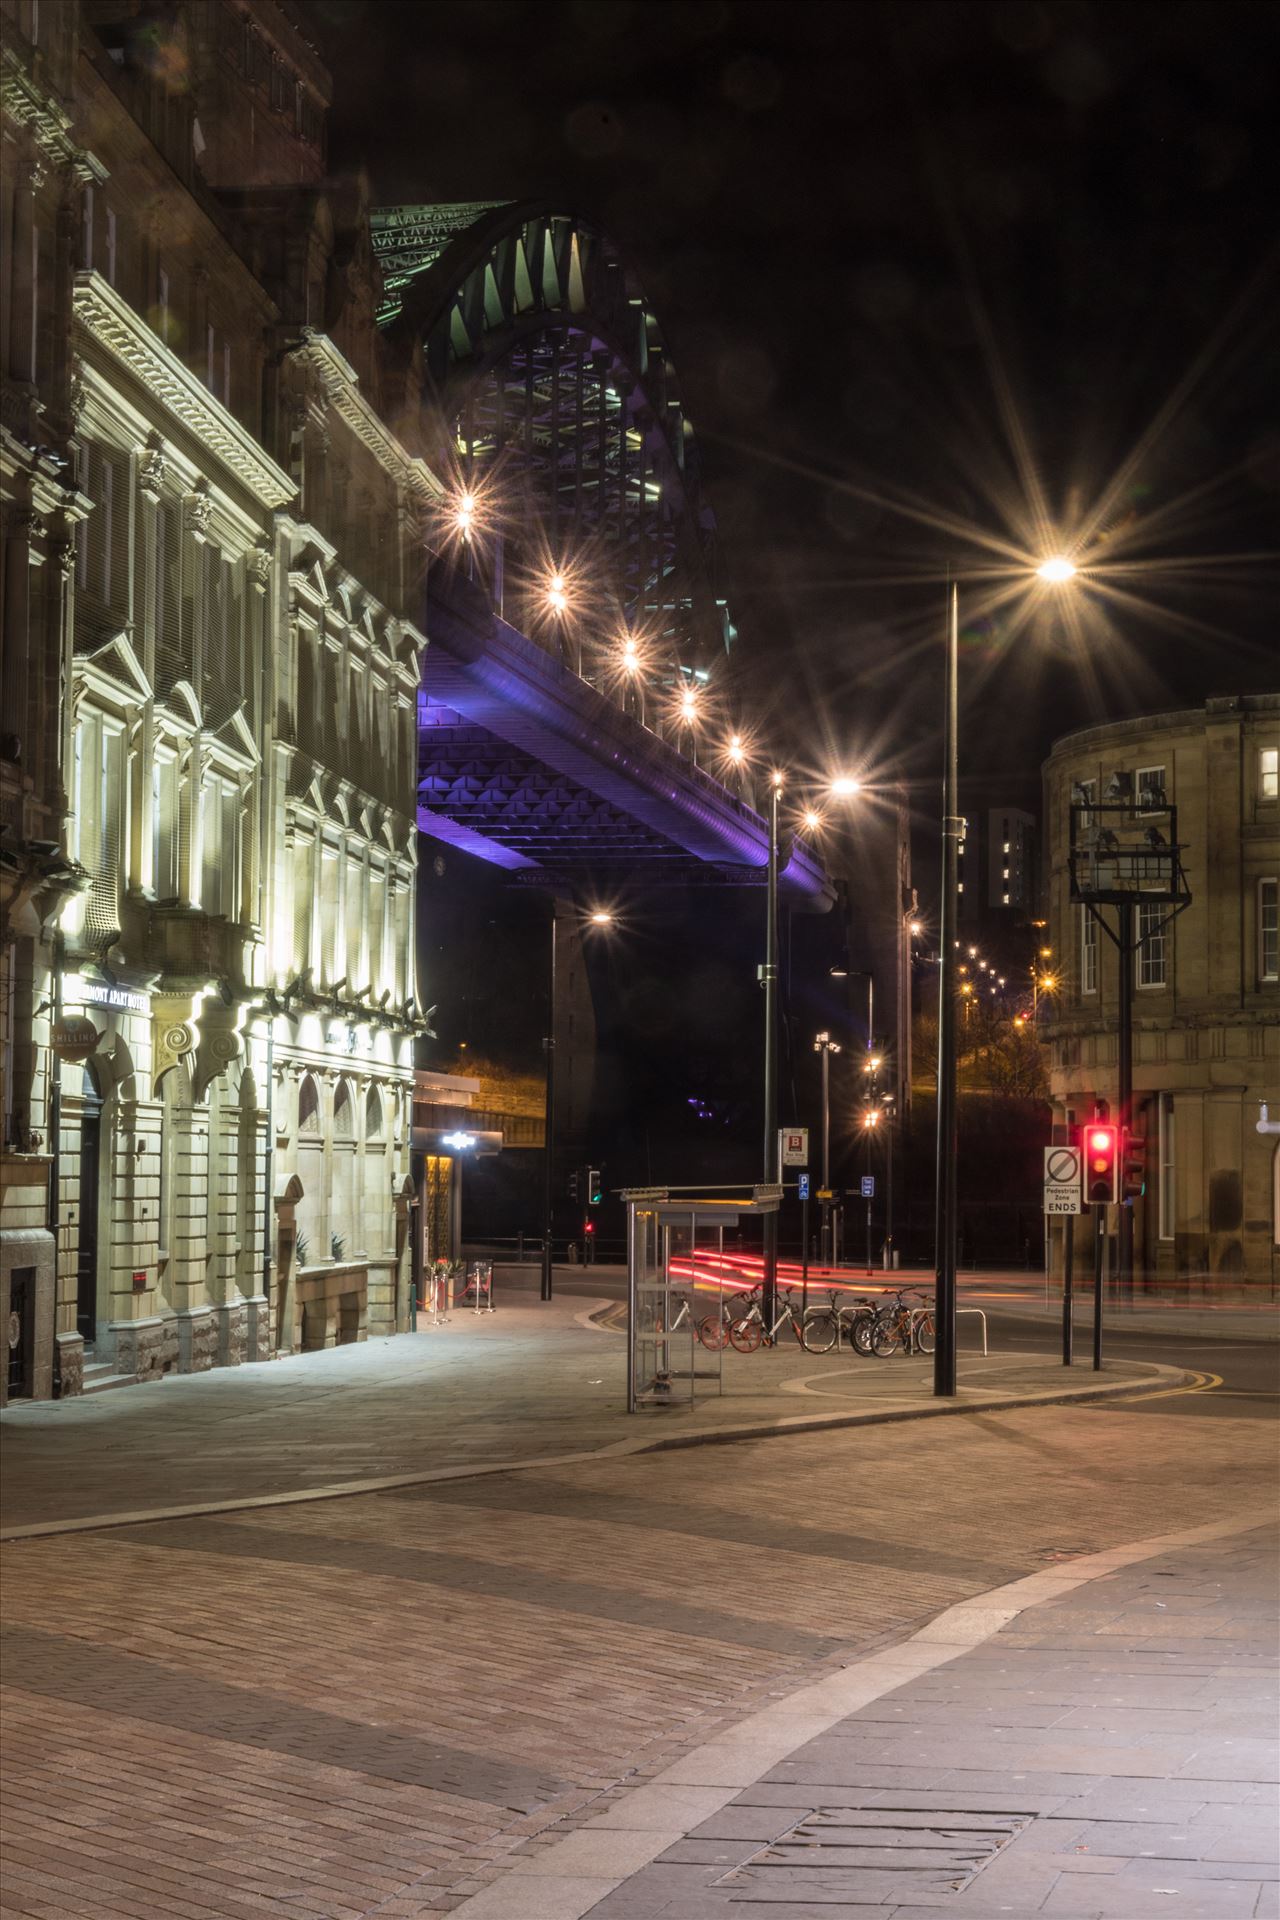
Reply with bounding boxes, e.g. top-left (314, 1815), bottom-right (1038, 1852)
top-left (1044, 1143), bottom-right (1082, 1366)
top-left (860, 1175), bottom-right (875, 1275)
top-left (1043, 1146), bottom-right (1083, 1215)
